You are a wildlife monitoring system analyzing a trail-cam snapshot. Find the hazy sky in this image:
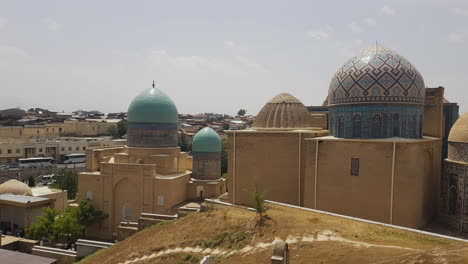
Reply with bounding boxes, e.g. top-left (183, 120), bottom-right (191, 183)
top-left (1, 0), bottom-right (468, 115)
